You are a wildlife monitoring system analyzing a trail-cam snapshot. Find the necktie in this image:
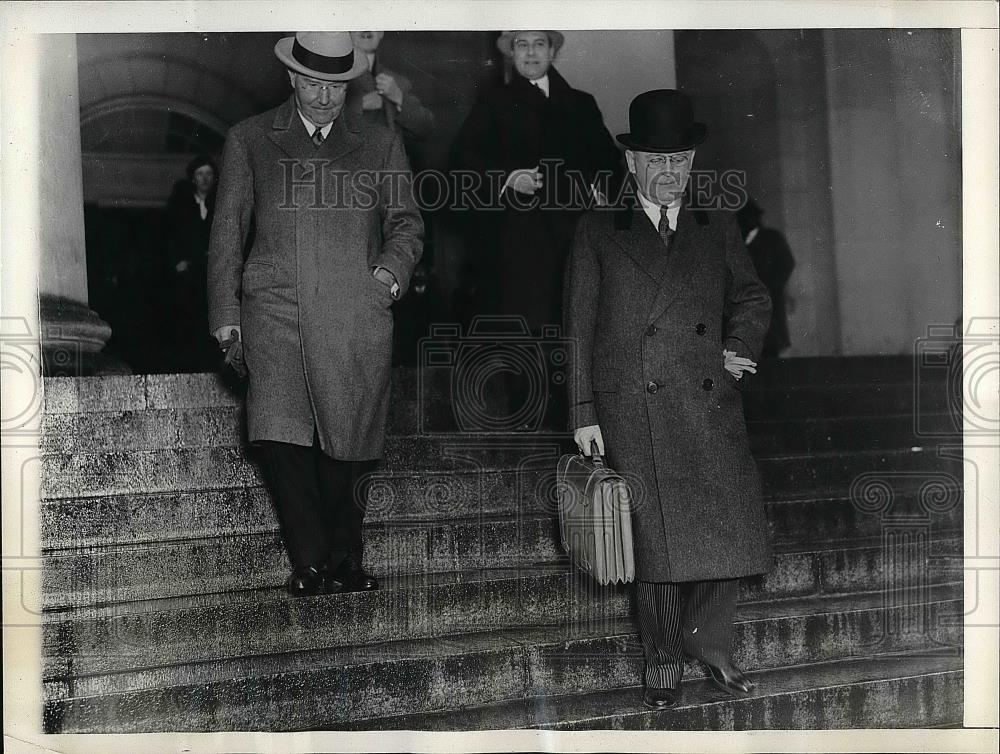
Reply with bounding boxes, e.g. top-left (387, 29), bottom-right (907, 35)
top-left (312, 126), bottom-right (325, 147)
top-left (658, 207), bottom-right (675, 251)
